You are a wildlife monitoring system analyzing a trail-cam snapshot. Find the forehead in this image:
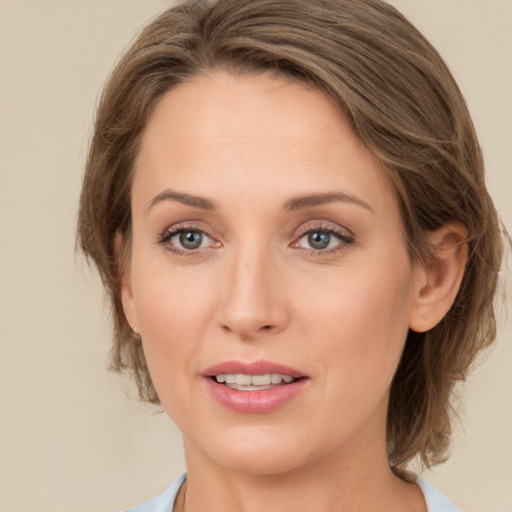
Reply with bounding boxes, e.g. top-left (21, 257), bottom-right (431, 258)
top-left (141, 71), bottom-right (355, 148)
top-left (134, 70), bottom-right (396, 216)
